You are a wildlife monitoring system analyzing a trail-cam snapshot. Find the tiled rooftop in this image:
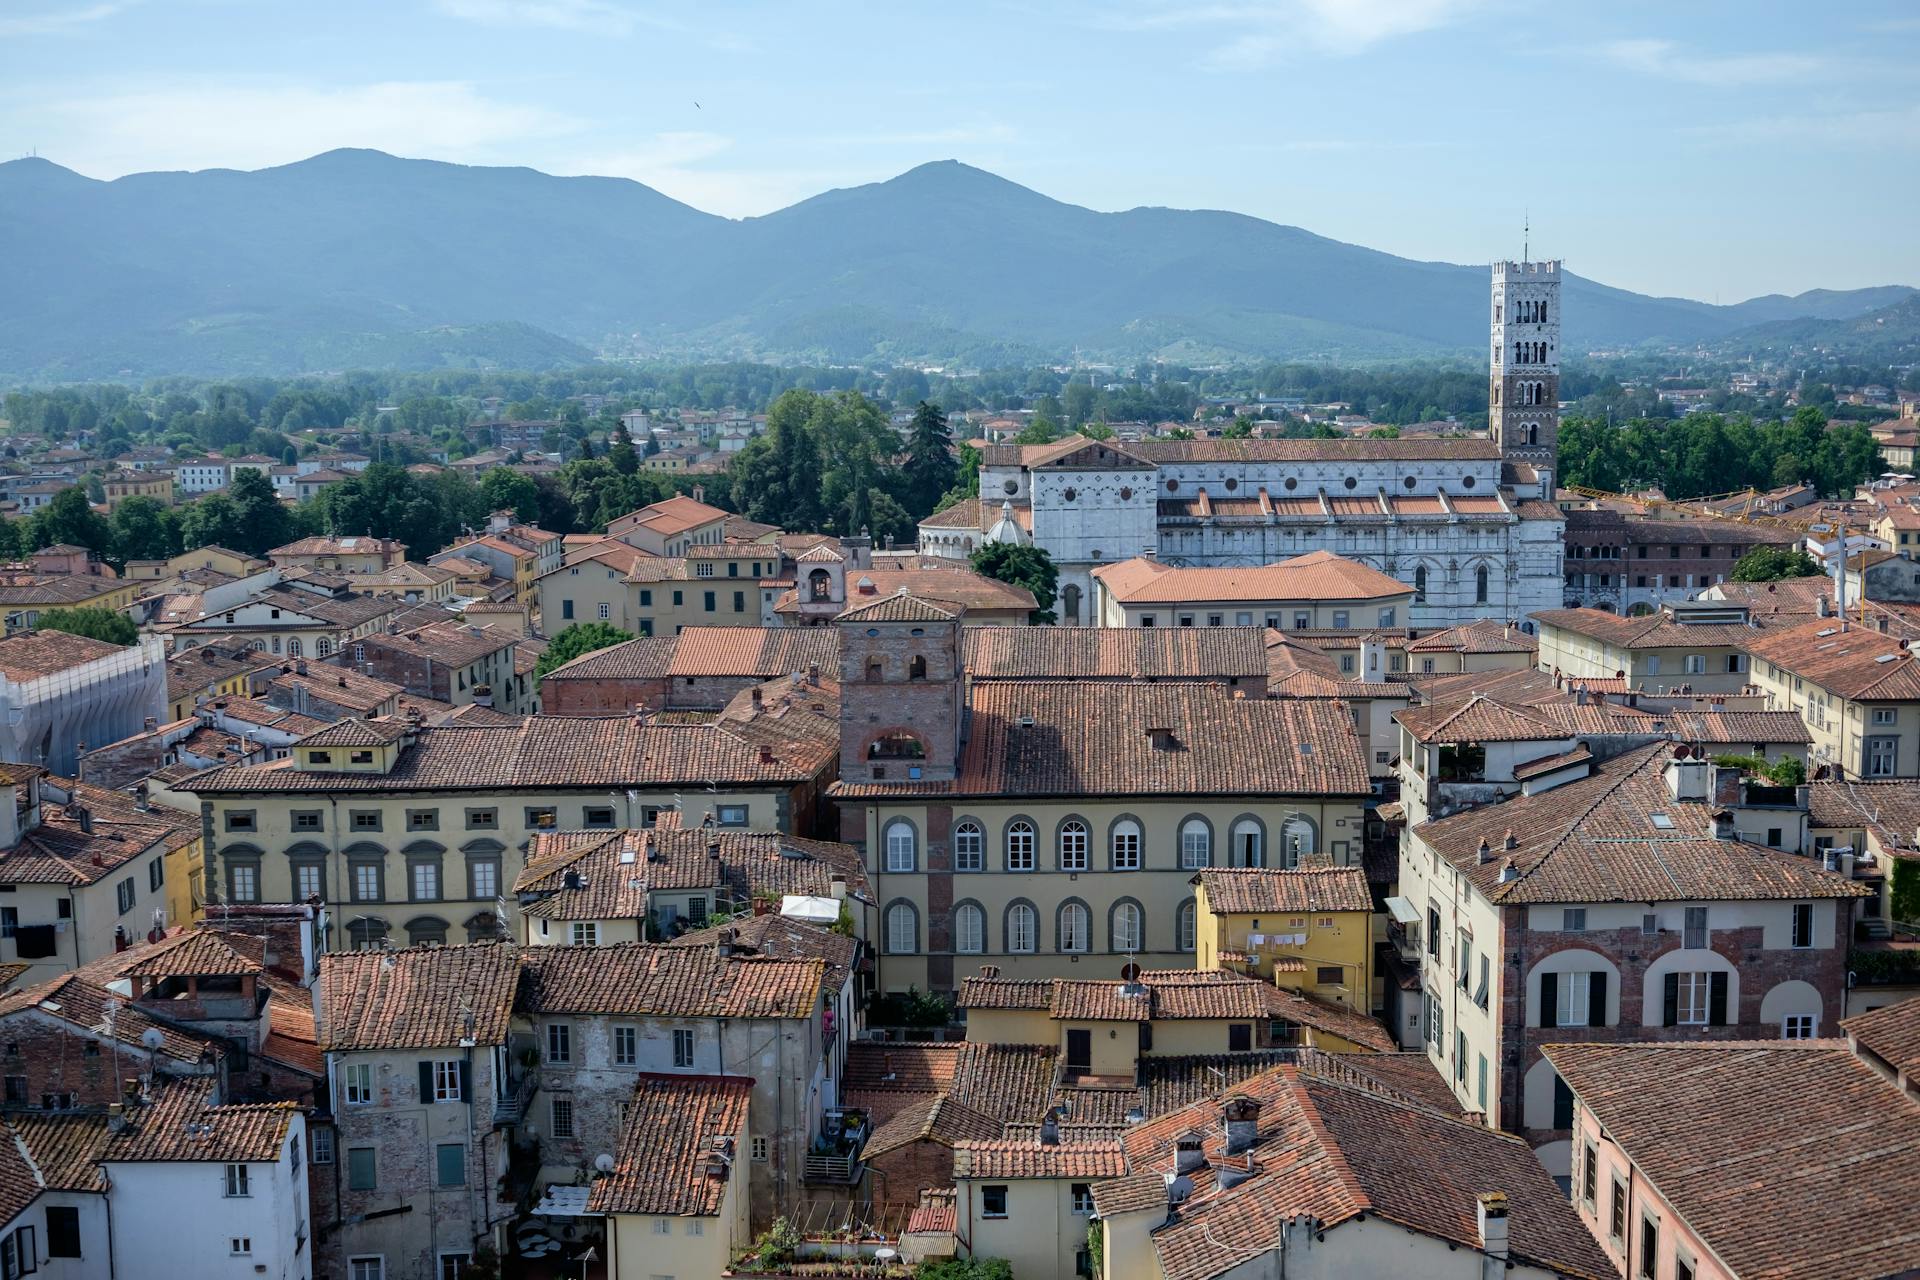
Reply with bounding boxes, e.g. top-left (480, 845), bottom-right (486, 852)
top-left (963, 625), bottom-right (1268, 681)
top-left (587, 1073), bottom-right (753, 1216)
top-left (0, 629), bottom-right (131, 681)
top-left (1093, 550), bottom-right (1410, 605)
top-left (519, 943), bottom-right (824, 1019)
top-left (1194, 866), bottom-right (1374, 914)
top-left (318, 944), bottom-right (521, 1051)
